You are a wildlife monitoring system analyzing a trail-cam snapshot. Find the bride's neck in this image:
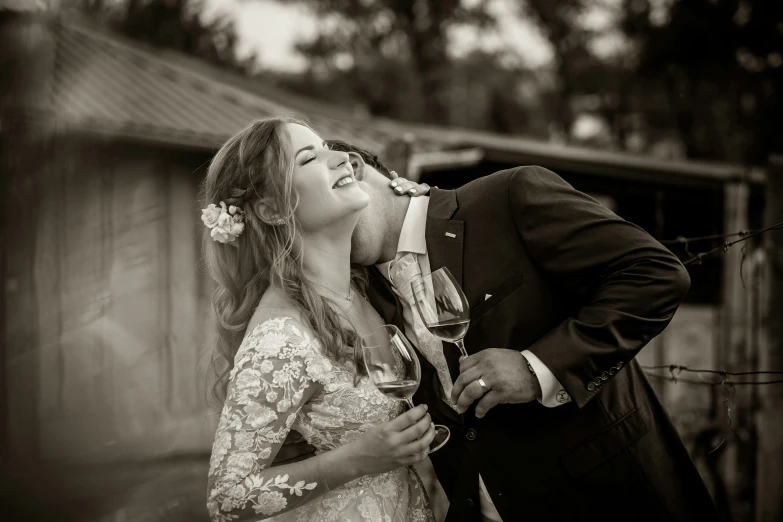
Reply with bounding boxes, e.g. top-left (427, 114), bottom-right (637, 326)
top-left (300, 228), bottom-right (353, 297)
